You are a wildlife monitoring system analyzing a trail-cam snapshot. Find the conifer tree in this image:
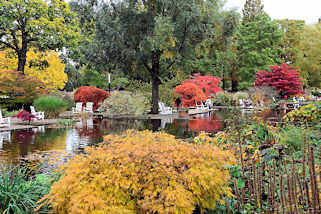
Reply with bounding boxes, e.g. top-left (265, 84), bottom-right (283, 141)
top-left (235, 0), bottom-right (283, 89)
top-left (242, 0), bottom-right (265, 24)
